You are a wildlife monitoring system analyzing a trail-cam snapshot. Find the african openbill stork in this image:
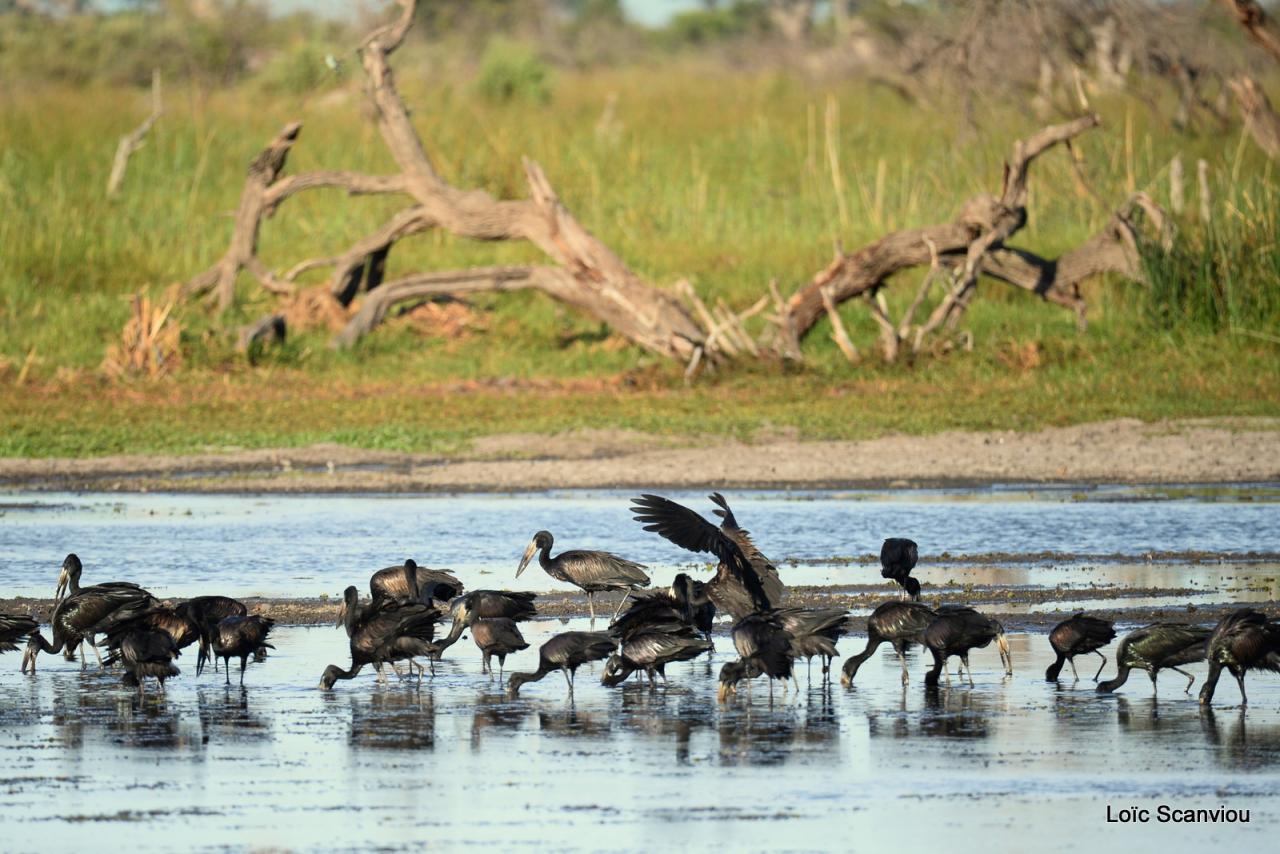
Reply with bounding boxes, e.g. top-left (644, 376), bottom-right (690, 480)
top-left (1199, 609), bottom-right (1280, 707)
top-left (211, 616), bottom-right (276, 686)
top-left (321, 589), bottom-right (442, 689)
top-left (776, 607), bottom-right (854, 683)
top-left (0, 614), bottom-right (38, 654)
top-left (97, 604), bottom-right (200, 658)
top-left (1046, 612), bottom-right (1117, 682)
top-left (630, 493), bottom-right (781, 620)
top-left (602, 627), bottom-right (713, 688)
top-left (610, 574), bottom-right (715, 643)
top-left (506, 631), bottom-right (616, 697)
top-left (23, 563), bottom-right (156, 673)
top-left (103, 629), bottom-right (181, 697)
top-left (880, 538), bottom-right (920, 600)
top-left (923, 605), bottom-right (1012, 687)
top-left (841, 601), bottom-right (936, 687)
top-left (717, 611), bottom-right (795, 702)
top-left (369, 559), bottom-right (465, 606)
top-left (469, 618), bottom-right (530, 678)
top-left (434, 589), bottom-right (538, 655)
top-left (175, 596), bottom-right (248, 675)
top-left (1096, 622), bottom-right (1211, 695)
top-left (517, 531), bottom-right (650, 621)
